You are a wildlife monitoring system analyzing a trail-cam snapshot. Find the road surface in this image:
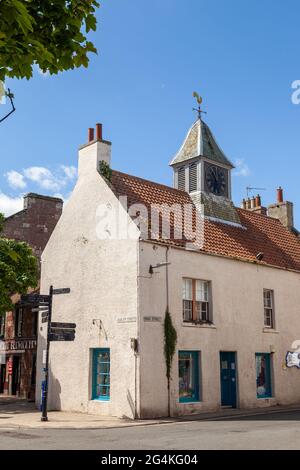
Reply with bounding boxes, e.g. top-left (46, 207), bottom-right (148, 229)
top-left (1, 409), bottom-right (300, 450)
